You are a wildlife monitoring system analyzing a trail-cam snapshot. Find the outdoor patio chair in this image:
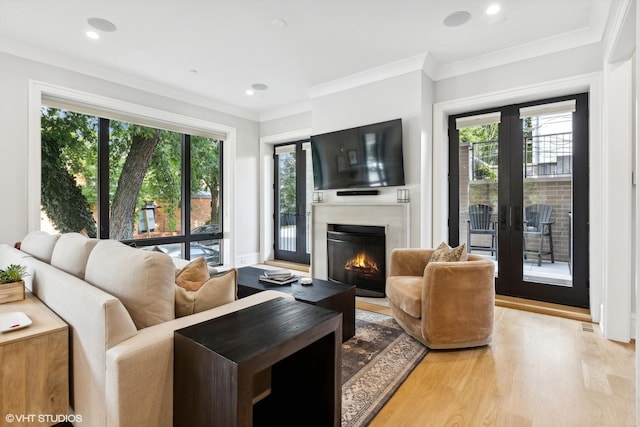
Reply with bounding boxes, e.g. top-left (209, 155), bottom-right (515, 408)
top-left (466, 204), bottom-right (498, 258)
top-left (523, 204), bottom-right (554, 266)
